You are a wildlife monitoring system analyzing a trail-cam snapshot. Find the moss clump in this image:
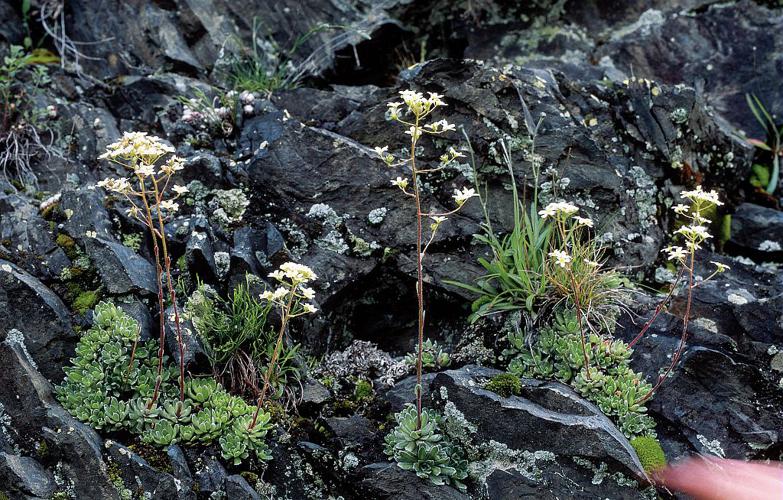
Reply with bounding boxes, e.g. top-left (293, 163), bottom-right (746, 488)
top-left (630, 436), bottom-right (666, 473)
top-left (485, 373), bottom-right (522, 398)
top-left (240, 471), bottom-right (259, 486)
top-left (56, 233), bottom-right (79, 259)
top-left (72, 289), bottom-right (99, 315)
top-left (353, 379), bottom-right (374, 401)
